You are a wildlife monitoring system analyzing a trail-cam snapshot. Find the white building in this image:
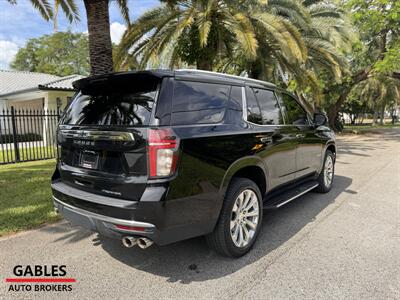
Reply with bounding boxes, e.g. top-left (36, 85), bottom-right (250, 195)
top-left (0, 70), bottom-right (84, 139)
